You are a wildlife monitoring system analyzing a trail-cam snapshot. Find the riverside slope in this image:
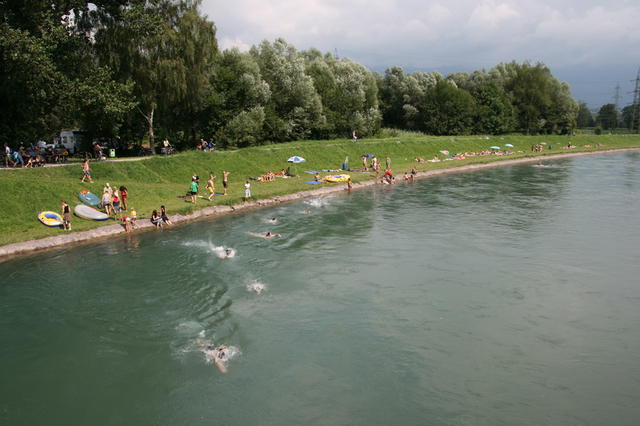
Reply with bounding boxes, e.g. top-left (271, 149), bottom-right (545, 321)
top-left (2, 147), bottom-right (639, 259)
